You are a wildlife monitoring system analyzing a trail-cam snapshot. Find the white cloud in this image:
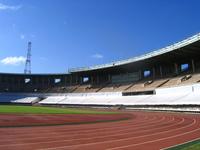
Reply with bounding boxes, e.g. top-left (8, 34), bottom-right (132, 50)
top-left (0, 3), bottom-right (22, 10)
top-left (1, 56), bottom-right (26, 66)
top-left (91, 53), bottom-right (104, 59)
